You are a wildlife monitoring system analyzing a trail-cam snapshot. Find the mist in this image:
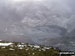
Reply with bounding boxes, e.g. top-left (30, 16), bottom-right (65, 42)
top-left (0, 0), bottom-right (75, 51)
